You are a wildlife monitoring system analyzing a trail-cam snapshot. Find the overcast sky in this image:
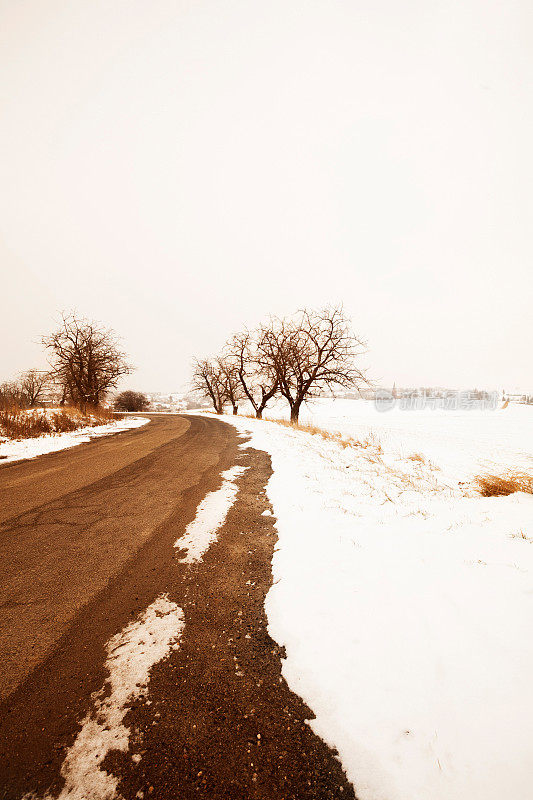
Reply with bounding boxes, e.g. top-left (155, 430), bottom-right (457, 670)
top-left (1, 0), bottom-right (531, 393)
